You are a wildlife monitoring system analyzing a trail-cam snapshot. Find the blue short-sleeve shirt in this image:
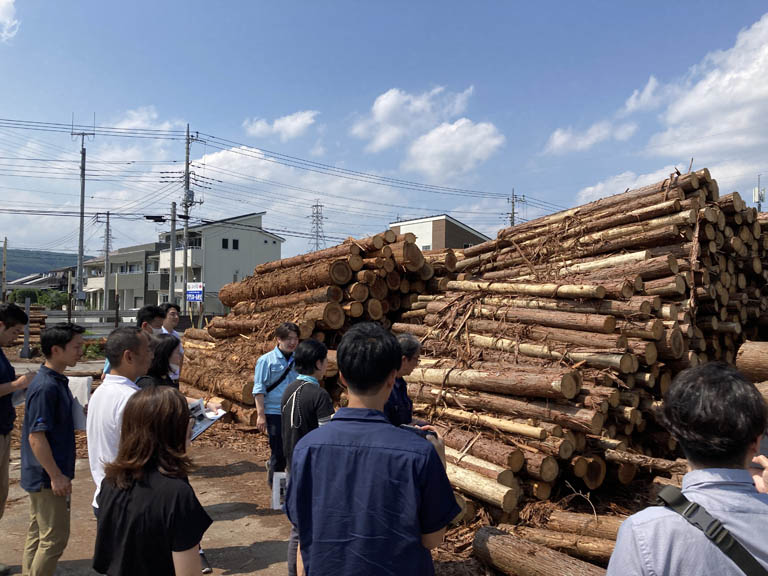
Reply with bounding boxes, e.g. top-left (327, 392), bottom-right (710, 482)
top-left (252, 346), bottom-right (298, 415)
top-left (285, 407), bottom-right (460, 576)
top-left (21, 365), bottom-right (76, 492)
top-left (0, 347), bottom-right (16, 435)
top-left (383, 376), bottom-right (413, 427)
